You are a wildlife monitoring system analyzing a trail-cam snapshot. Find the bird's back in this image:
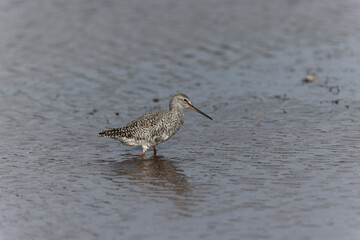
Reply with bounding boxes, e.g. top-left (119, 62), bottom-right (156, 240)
top-left (98, 109), bottom-right (184, 147)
